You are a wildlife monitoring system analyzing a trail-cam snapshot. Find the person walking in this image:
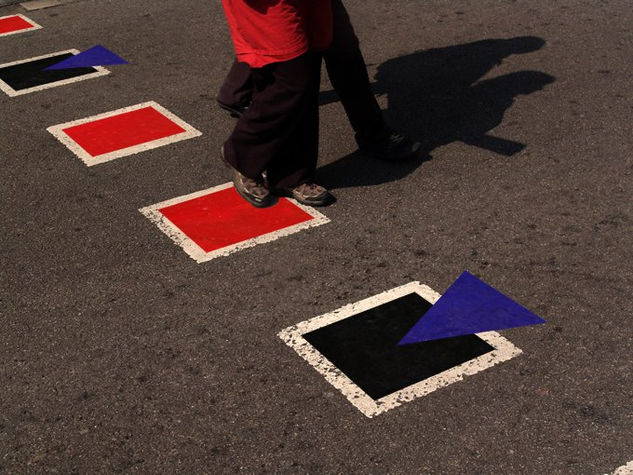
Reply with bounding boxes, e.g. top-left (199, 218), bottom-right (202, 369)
top-left (218, 0), bottom-right (421, 167)
top-left (219, 0), bottom-right (335, 207)
top-left (218, 0), bottom-right (420, 208)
